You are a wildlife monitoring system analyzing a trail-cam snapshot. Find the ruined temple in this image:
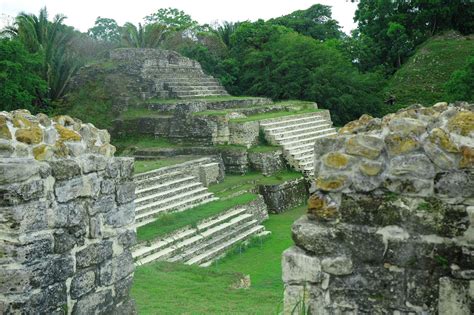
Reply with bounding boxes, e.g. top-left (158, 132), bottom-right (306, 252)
top-left (283, 103), bottom-right (474, 314)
